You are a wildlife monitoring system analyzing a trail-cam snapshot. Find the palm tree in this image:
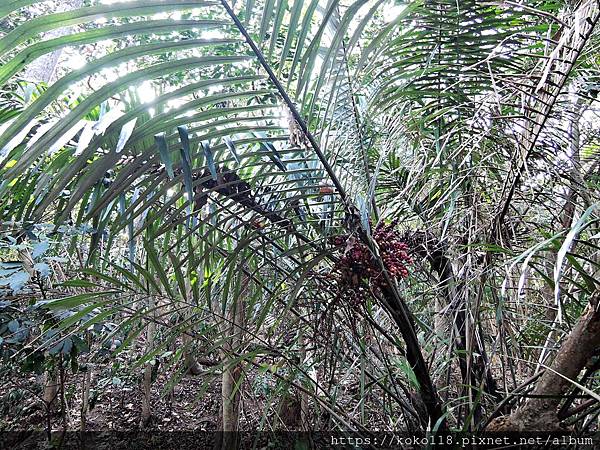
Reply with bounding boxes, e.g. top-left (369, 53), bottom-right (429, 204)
top-left (0, 0), bottom-right (598, 439)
